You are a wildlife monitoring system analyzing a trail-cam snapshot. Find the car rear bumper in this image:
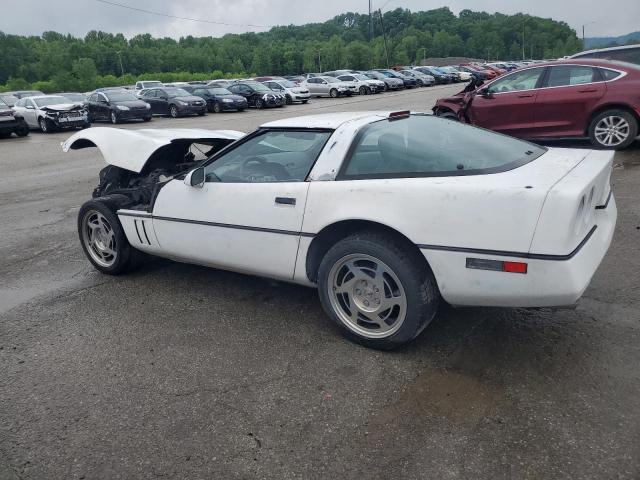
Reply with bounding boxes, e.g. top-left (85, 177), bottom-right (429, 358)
top-left (421, 197), bottom-right (617, 308)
